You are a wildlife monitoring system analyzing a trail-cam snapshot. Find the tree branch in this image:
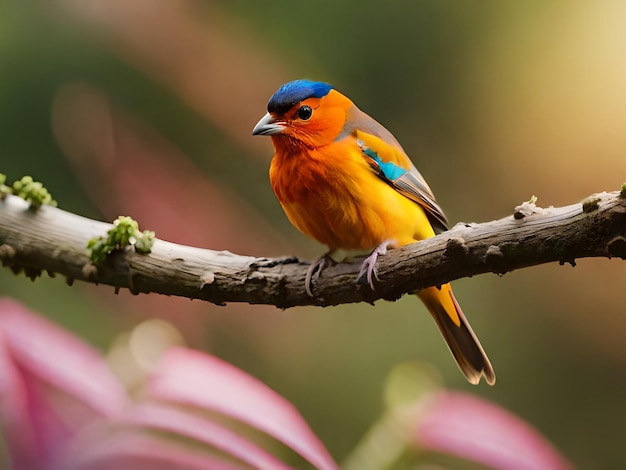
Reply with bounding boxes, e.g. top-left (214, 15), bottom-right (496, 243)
top-left (1, 191), bottom-right (625, 308)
